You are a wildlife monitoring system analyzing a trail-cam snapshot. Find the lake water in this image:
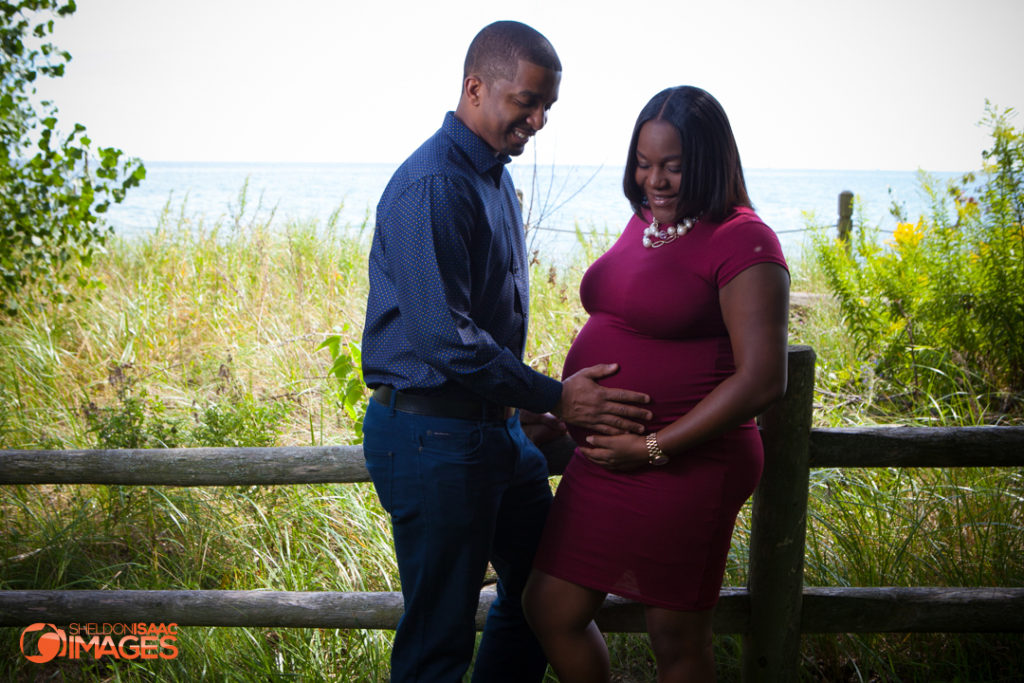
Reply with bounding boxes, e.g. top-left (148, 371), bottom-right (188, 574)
top-left (106, 161), bottom-right (967, 261)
